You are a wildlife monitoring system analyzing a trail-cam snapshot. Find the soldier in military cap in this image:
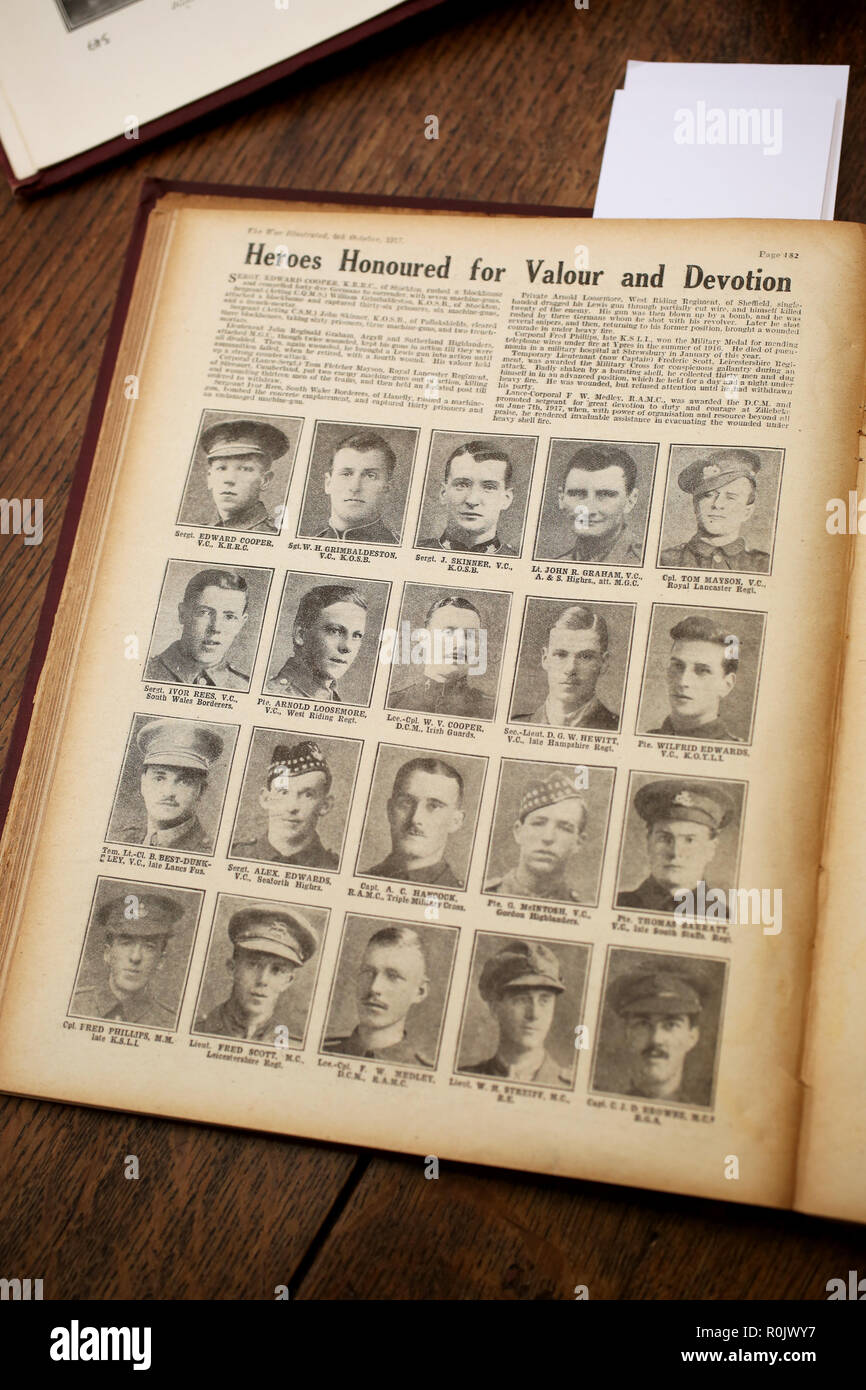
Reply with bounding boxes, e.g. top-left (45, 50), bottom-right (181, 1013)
top-left (145, 568), bottom-right (250, 689)
top-left (554, 444), bottom-right (643, 564)
top-left (459, 939), bottom-right (572, 1087)
top-left (513, 605), bottom-right (619, 730)
top-left (418, 440), bottom-right (517, 555)
top-left (231, 740), bottom-right (339, 869)
top-left (363, 756), bottom-right (465, 887)
top-left (118, 719), bottom-right (224, 853)
top-left (387, 595), bottom-right (494, 720)
top-left (196, 907), bottom-right (318, 1043)
top-left (485, 772), bottom-right (588, 903)
top-left (70, 890), bottom-right (183, 1028)
top-left (323, 924), bottom-right (434, 1066)
top-left (265, 584), bottom-right (368, 702)
top-left (616, 779), bottom-right (735, 915)
top-left (316, 430), bottom-right (400, 544)
top-left (609, 965), bottom-right (704, 1103)
top-left (199, 418), bottom-right (290, 533)
top-left (649, 614), bottom-right (744, 742)
top-left (660, 448), bottom-right (771, 572)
